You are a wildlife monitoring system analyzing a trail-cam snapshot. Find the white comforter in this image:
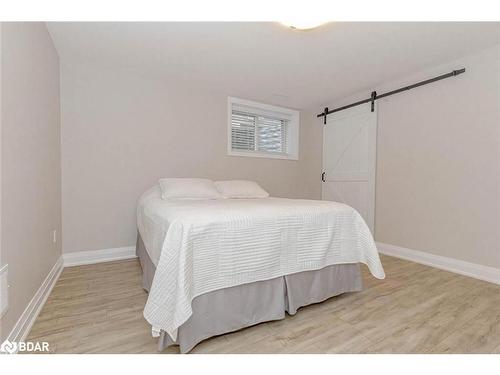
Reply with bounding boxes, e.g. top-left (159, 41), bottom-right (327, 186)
top-left (137, 186), bottom-right (385, 340)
